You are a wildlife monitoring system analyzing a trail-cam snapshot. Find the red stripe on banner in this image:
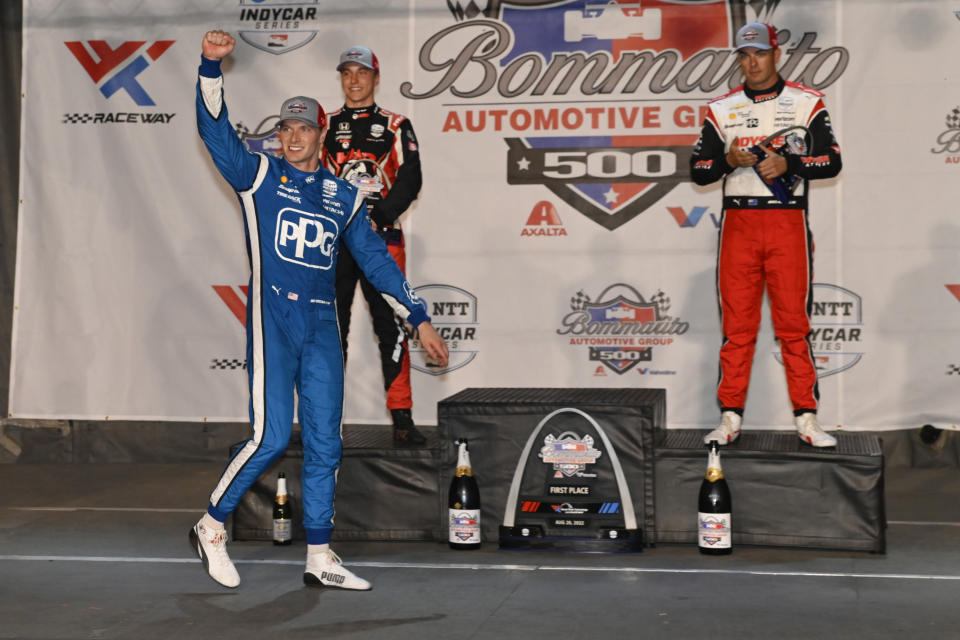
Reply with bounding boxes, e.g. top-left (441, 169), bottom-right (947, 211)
top-left (213, 286), bottom-right (247, 326)
top-left (611, 134), bottom-right (701, 147)
top-left (146, 40), bottom-right (175, 61)
top-left (946, 285), bottom-right (960, 302)
top-left (64, 41), bottom-right (143, 83)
